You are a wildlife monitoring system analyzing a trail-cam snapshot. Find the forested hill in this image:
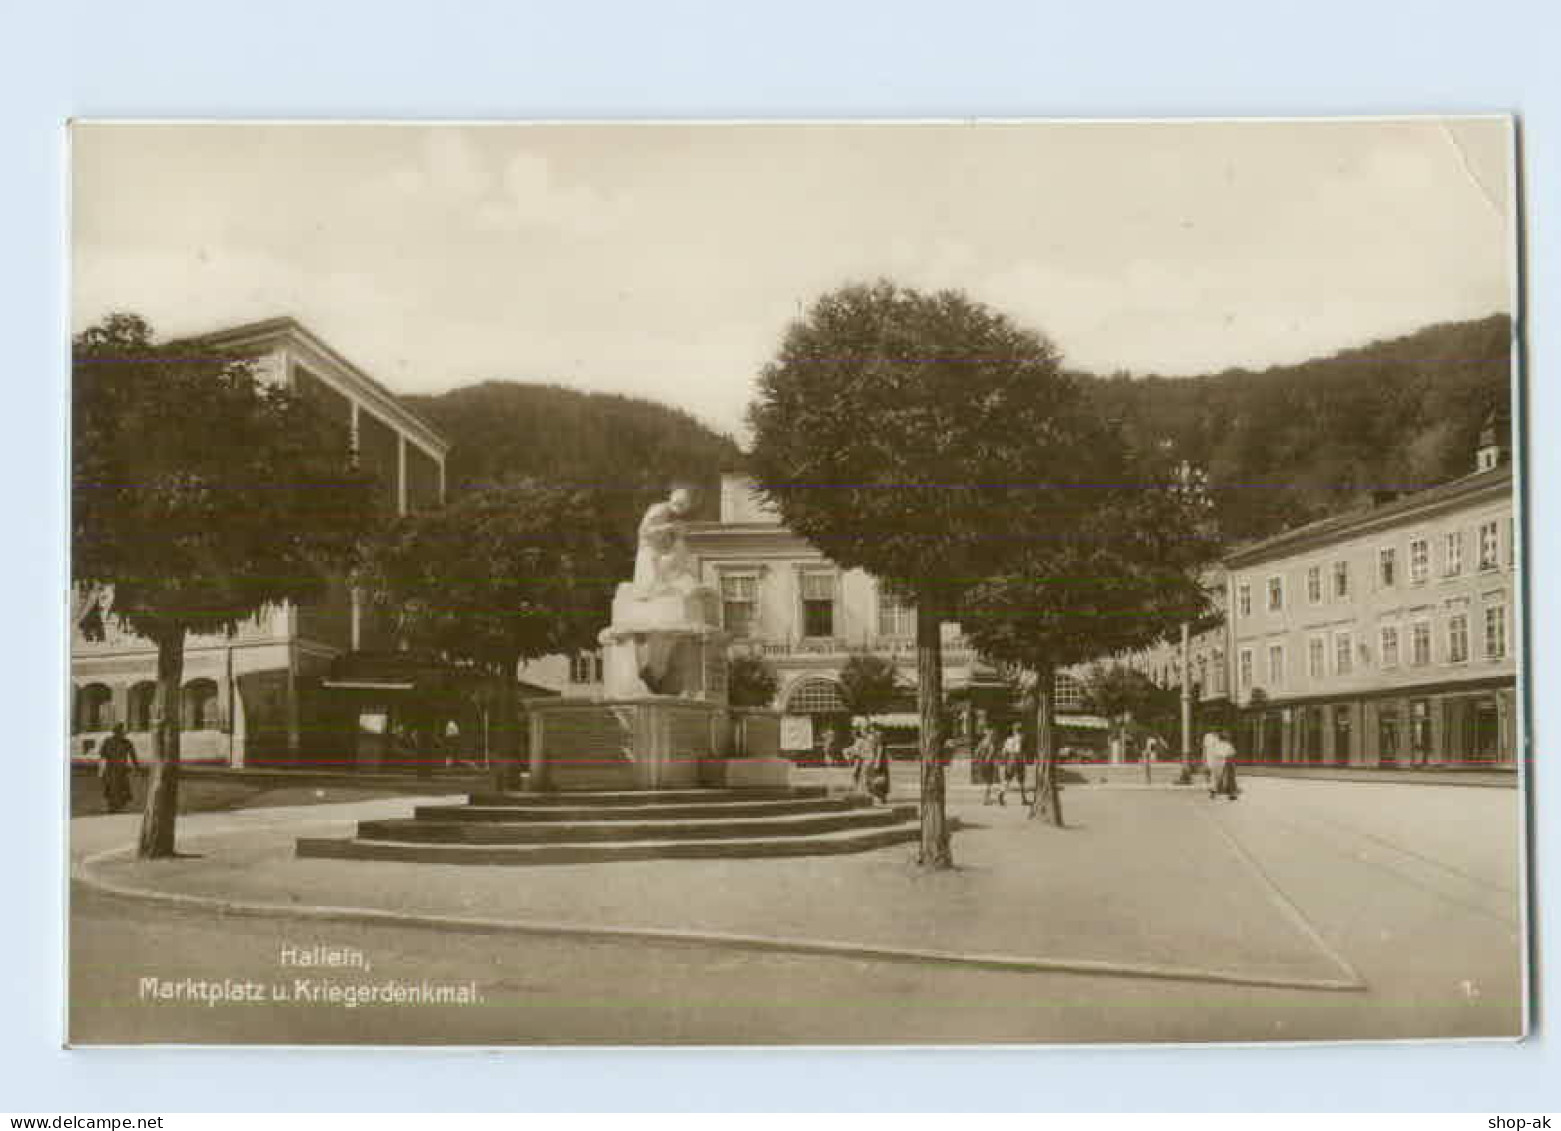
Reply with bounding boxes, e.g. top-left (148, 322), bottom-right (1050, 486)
top-left (405, 314), bottom-right (1513, 546)
top-left (402, 381), bottom-right (743, 522)
top-left (1079, 314), bottom-right (1515, 542)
